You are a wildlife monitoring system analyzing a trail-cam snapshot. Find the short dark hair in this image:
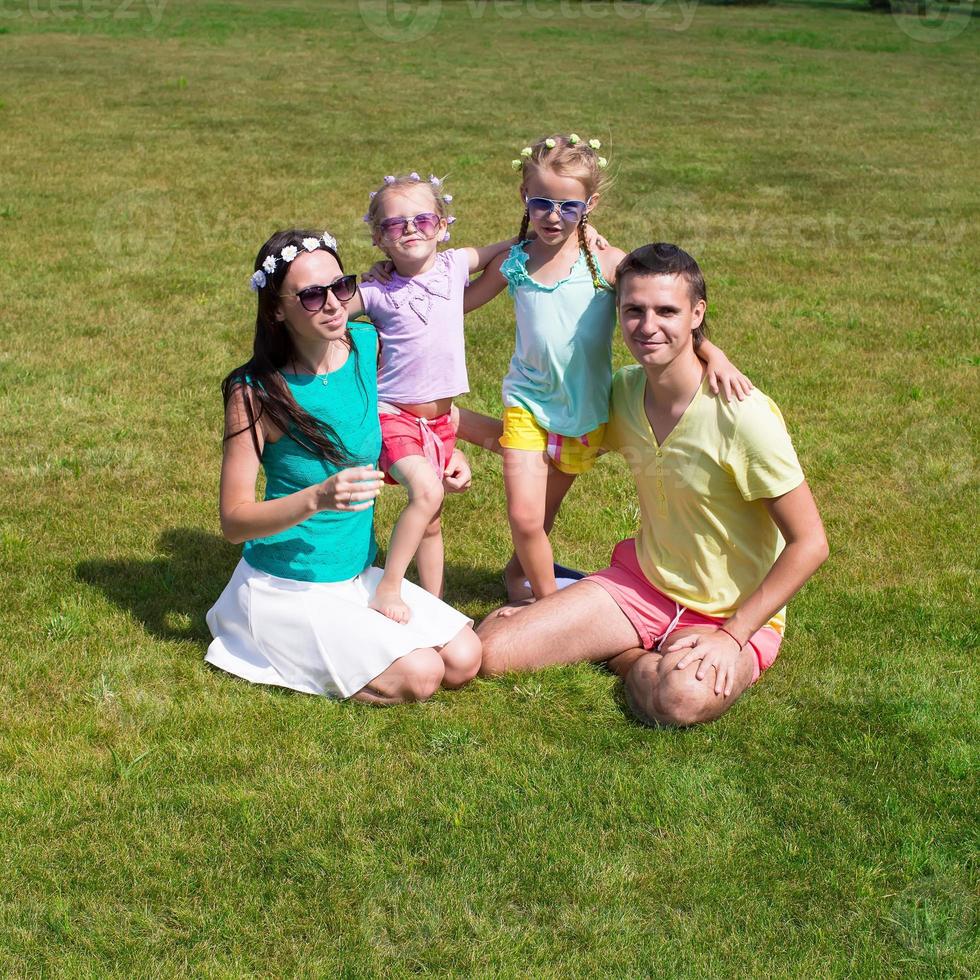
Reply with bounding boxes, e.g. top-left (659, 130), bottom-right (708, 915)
top-left (615, 243), bottom-right (708, 348)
